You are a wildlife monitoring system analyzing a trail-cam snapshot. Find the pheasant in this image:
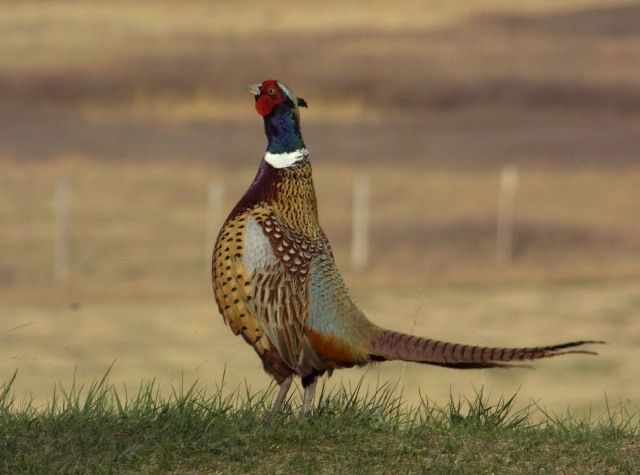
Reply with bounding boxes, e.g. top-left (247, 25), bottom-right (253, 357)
top-left (212, 79), bottom-right (602, 421)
